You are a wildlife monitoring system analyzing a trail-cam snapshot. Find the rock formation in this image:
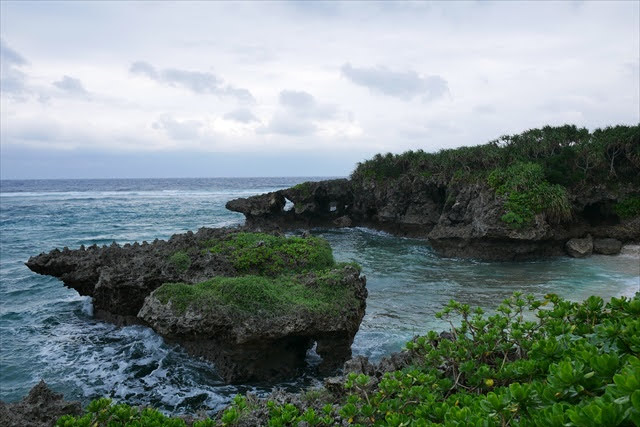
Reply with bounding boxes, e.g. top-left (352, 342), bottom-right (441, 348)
top-left (227, 180), bottom-right (640, 260)
top-left (26, 229), bottom-right (367, 382)
top-left (139, 265), bottom-right (366, 382)
top-left (0, 381), bottom-right (81, 427)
